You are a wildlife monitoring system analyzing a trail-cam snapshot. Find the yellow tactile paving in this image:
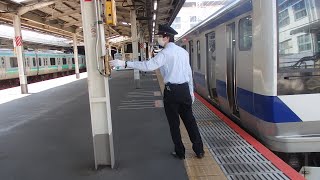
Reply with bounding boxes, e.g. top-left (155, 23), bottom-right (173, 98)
top-left (156, 70), bottom-right (227, 180)
top-left (180, 124), bottom-right (227, 180)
